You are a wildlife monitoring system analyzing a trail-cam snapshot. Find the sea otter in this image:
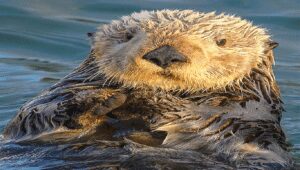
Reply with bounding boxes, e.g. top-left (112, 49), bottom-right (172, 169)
top-left (2, 10), bottom-right (294, 169)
